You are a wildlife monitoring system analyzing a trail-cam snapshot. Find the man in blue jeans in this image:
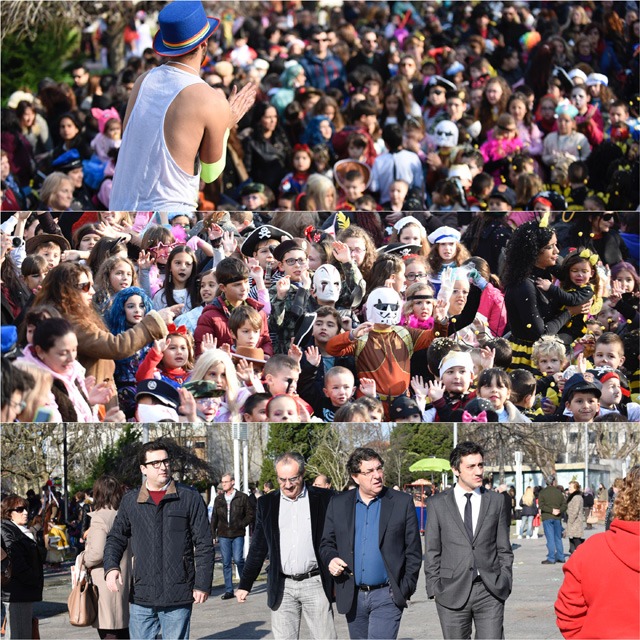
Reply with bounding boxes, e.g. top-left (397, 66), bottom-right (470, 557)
top-left (211, 473), bottom-right (255, 599)
top-left (538, 476), bottom-right (567, 564)
top-left (103, 440), bottom-right (214, 639)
